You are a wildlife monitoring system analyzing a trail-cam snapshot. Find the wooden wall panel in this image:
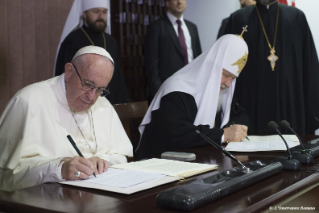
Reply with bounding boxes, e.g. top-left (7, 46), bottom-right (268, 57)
top-left (48, 0), bottom-right (62, 77)
top-left (34, 0), bottom-right (50, 82)
top-left (8, 0), bottom-right (24, 96)
top-left (0, 0), bottom-right (74, 114)
top-left (0, 0), bottom-right (9, 109)
top-left (22, 0), bottom-right (37, 86)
